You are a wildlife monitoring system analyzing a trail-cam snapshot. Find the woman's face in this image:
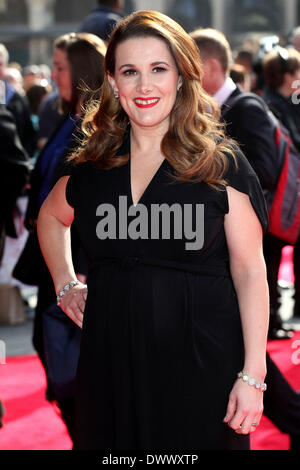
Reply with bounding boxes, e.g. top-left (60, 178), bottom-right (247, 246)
top-left (108, 36), bottom-right (182, 132)
top-left (52, 47), bottom-right (72, 102)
